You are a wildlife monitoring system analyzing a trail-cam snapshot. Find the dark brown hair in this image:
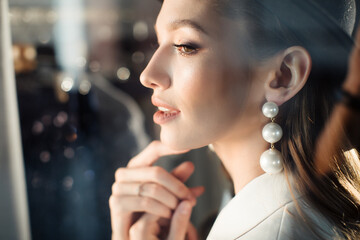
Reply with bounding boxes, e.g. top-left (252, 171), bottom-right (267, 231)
top-left (216, 0), bottom-right (360, 239)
